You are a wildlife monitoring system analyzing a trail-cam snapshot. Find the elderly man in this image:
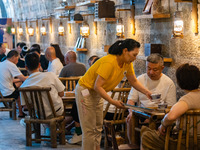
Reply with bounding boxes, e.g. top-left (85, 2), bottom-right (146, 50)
top-left (0, 50), bottom-right (27, 117)
top-left (59, 50), bottom-right (86, 144)
top-left (126, 53), bottom-right (176, 143)
top-left (59, 50), bottom-right (86, 77)
top-left (45, 46), bottom-right (63, 76)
